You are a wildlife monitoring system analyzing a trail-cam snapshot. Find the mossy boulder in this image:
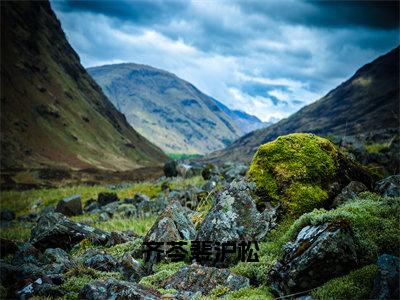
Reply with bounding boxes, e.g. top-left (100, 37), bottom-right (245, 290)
top-left (247, 133), bottom-right (372, 216)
